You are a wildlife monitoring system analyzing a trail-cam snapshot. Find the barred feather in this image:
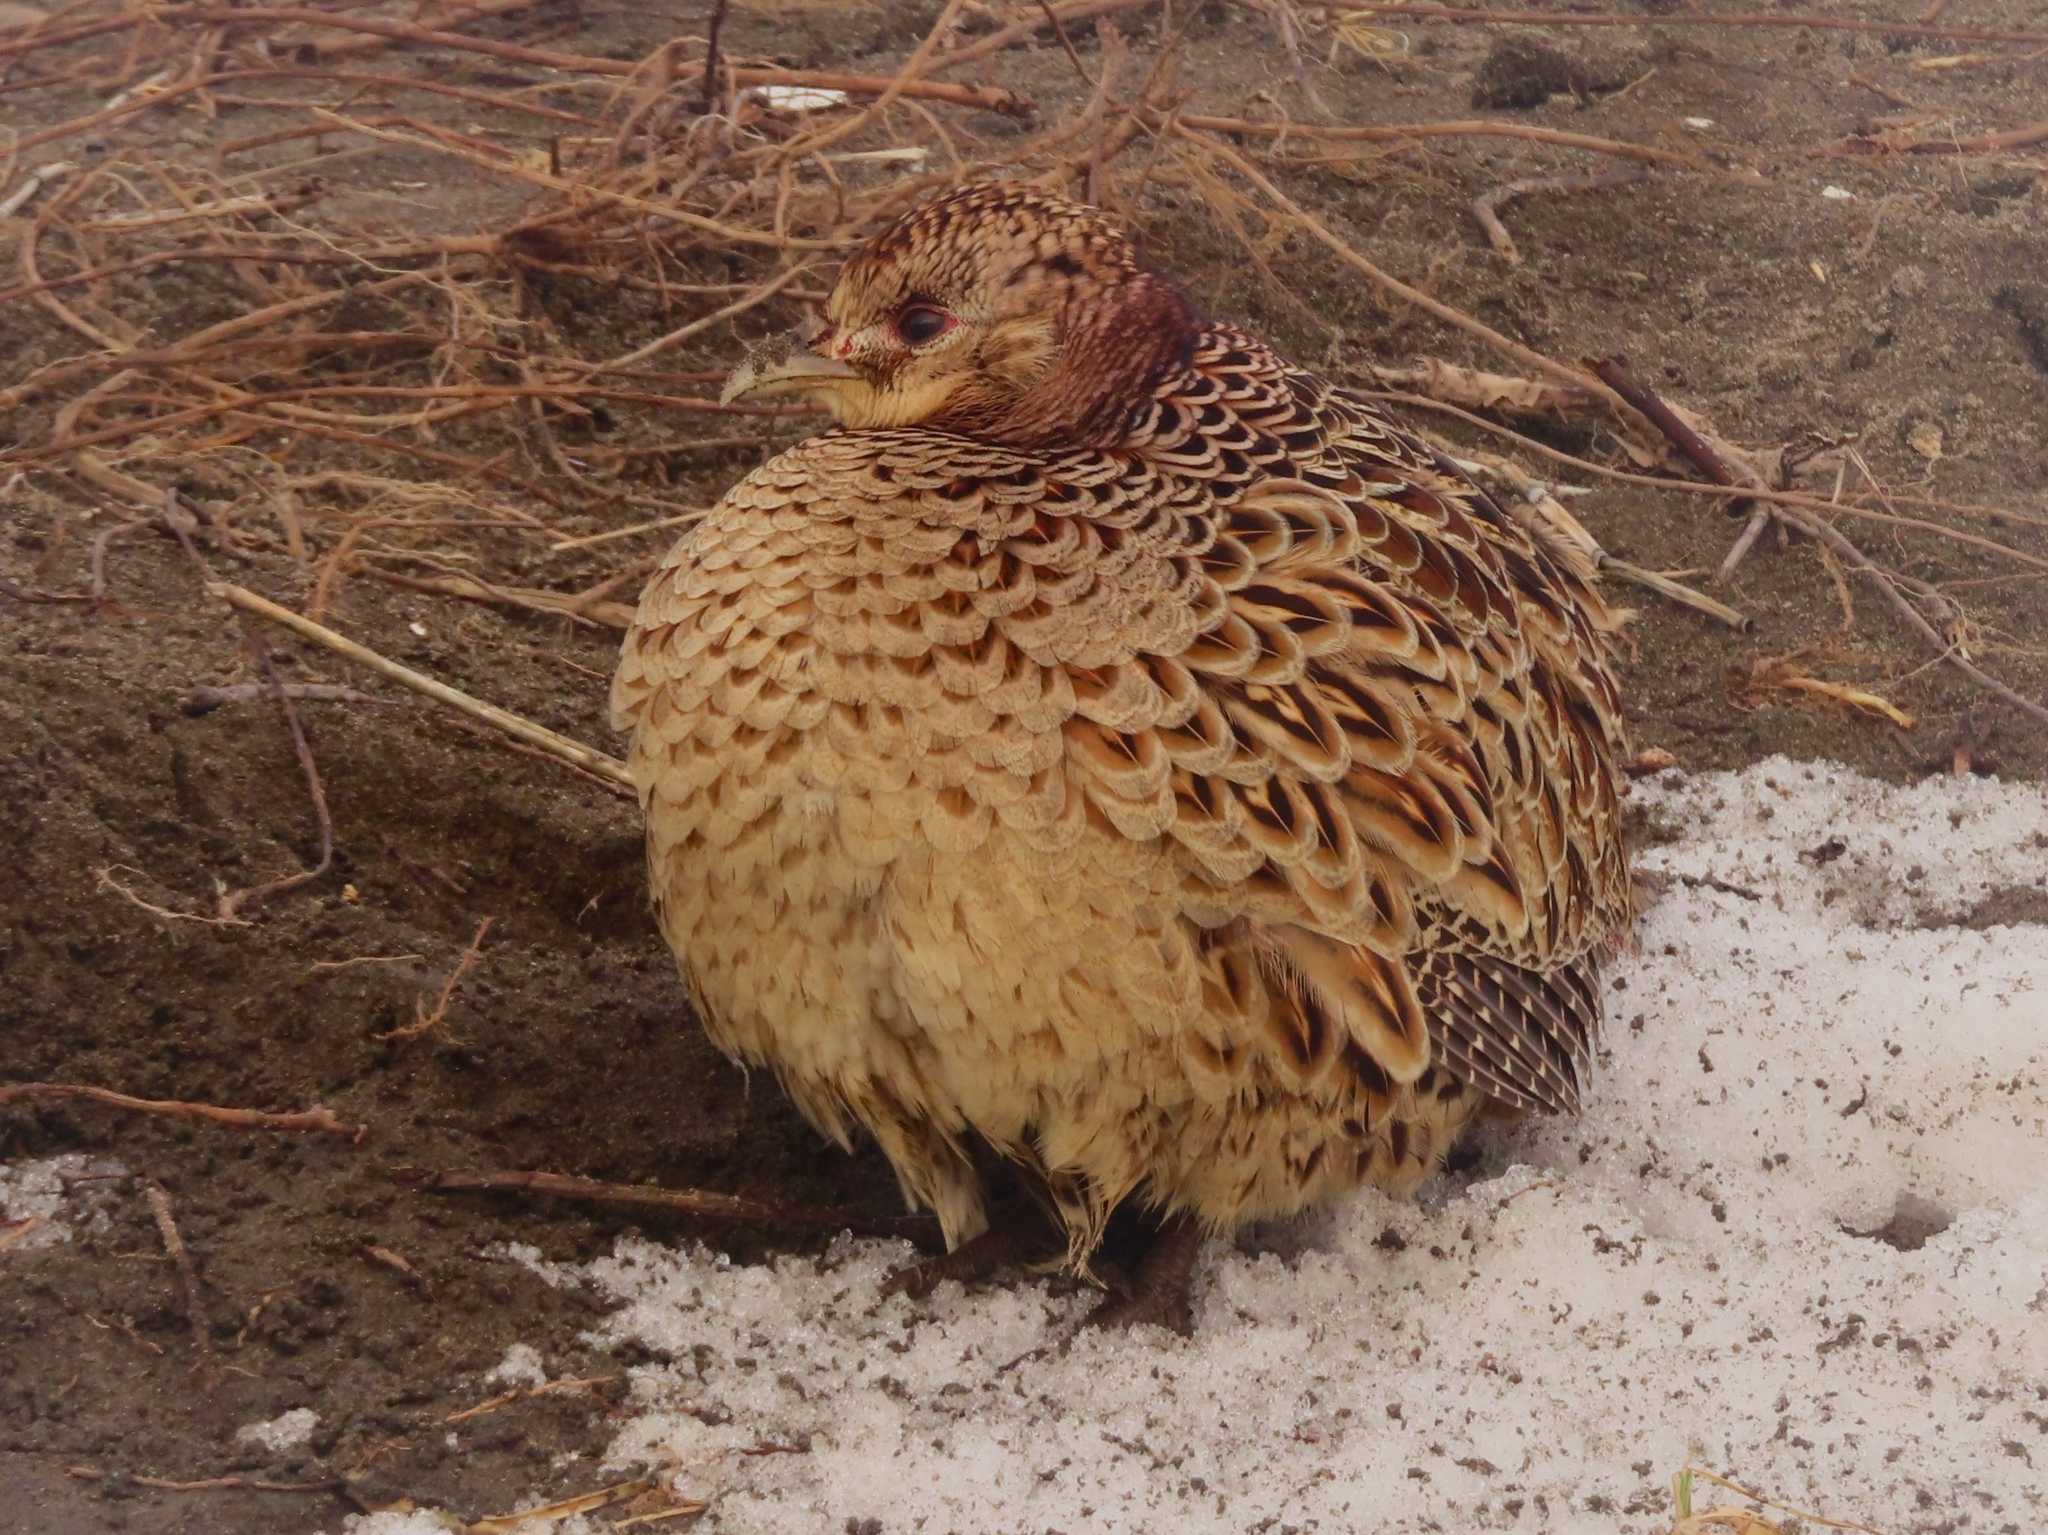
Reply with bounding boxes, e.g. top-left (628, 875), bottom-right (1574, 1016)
top-left (613, 182), bottom-right (1633, 1267)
